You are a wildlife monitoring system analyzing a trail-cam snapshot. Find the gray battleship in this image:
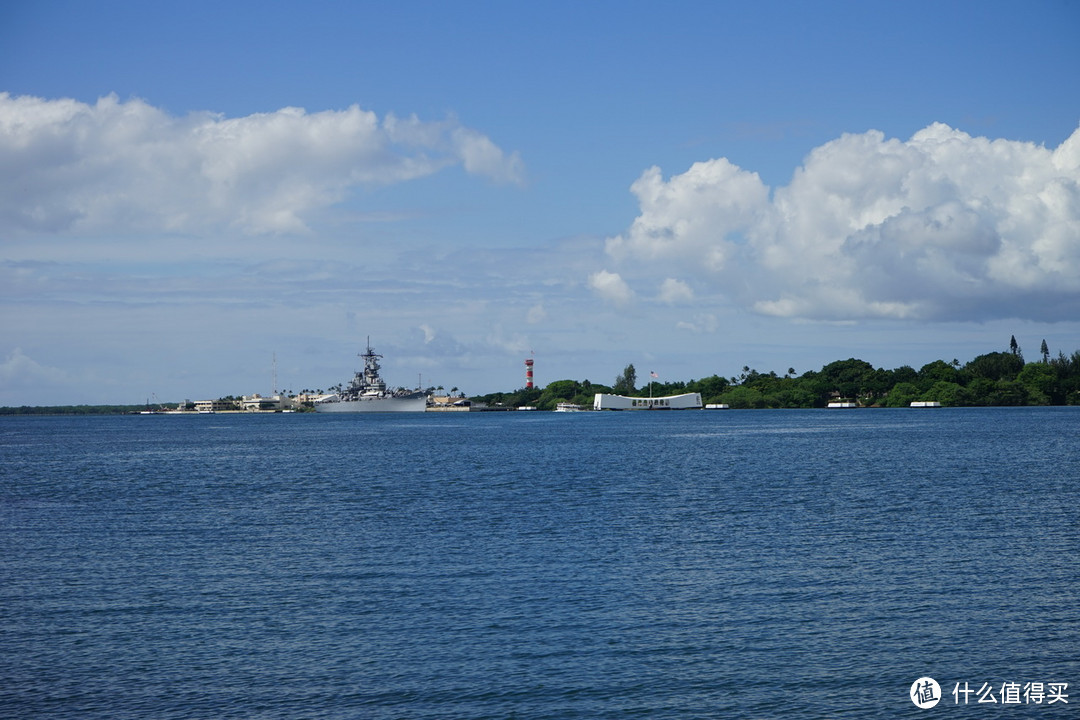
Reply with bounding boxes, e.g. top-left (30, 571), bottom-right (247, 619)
top-left (314, 340), bottom-right (427, 413)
